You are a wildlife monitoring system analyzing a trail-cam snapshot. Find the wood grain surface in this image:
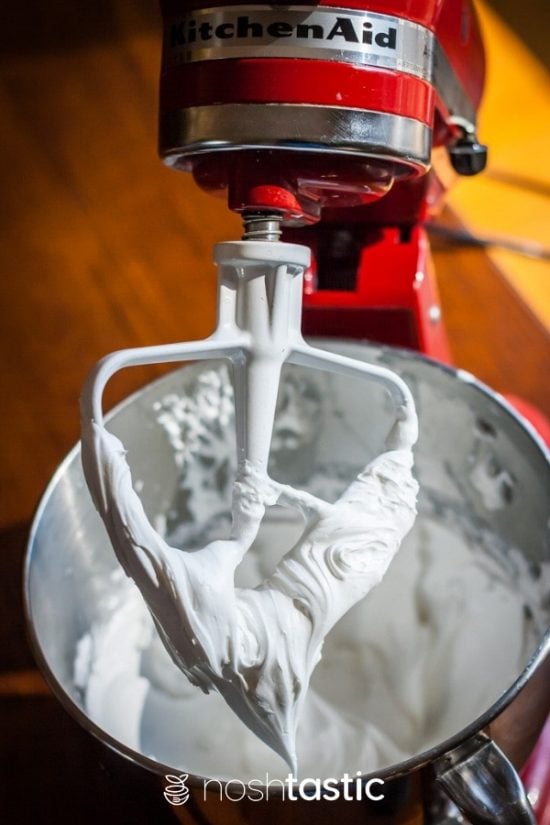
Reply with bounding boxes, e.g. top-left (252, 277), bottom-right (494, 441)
top-left (1, 1), bottom-right (548, 823)
top-left (447, 1), bottom-right (550, 330)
